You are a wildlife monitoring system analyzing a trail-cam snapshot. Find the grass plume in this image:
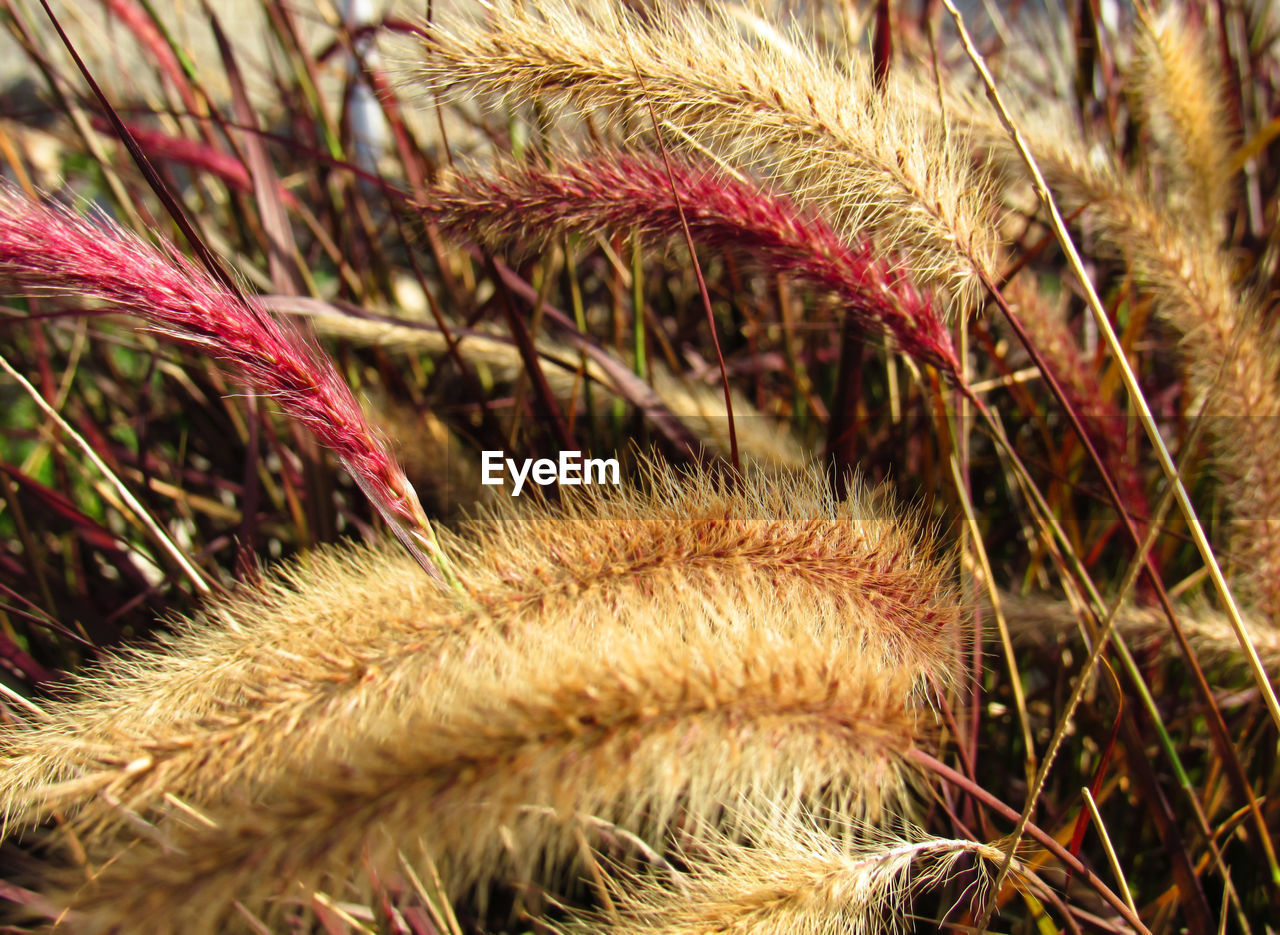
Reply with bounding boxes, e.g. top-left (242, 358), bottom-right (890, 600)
top-left (0, 185), bottom-right (450, 583)
top-left (1044, 167), bottom-right (1280, 625)
top-left (1131, 9), bottom-right (1233, 228)
top-left (419, 152), bottom-right (960, 373)
top-left (561, 818), bottom-right (1013, 935)
top-left (999, 590), bottom-right (1280, 680)
top-left (453, 460), bottom-right (960, 688)
top-left (49, 593), bottom-right (923, 933)
top-left (406, 0), bottom-right (999, 305)
top-left (5, 1), bottom-right (1280, 929)
top-left (949, 89), bottom-right (1280, 626)
top-left (0, 461), bottom-right (958, 842)
top-left (0, 543), bottom-right (443, 829)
